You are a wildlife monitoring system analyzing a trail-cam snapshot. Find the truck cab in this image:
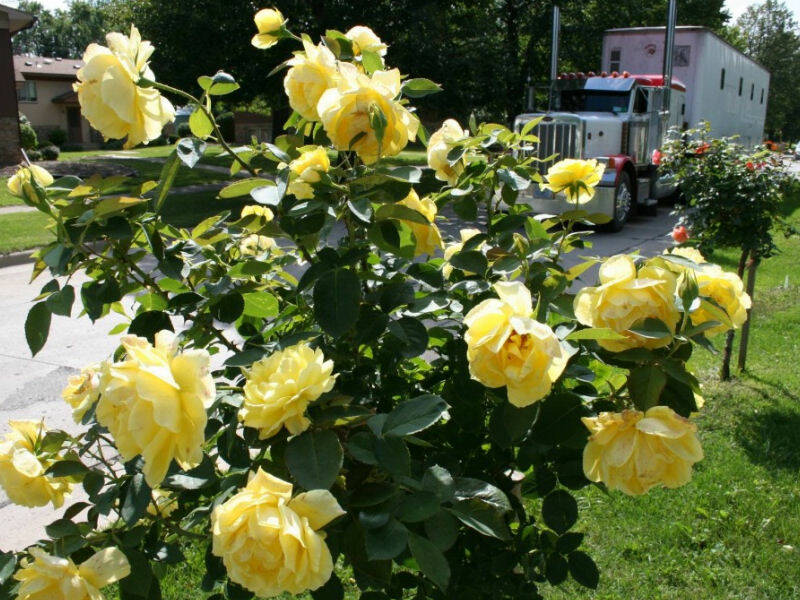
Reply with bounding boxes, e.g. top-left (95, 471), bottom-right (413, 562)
top-left (515, 72), bottom-right (685, 231)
